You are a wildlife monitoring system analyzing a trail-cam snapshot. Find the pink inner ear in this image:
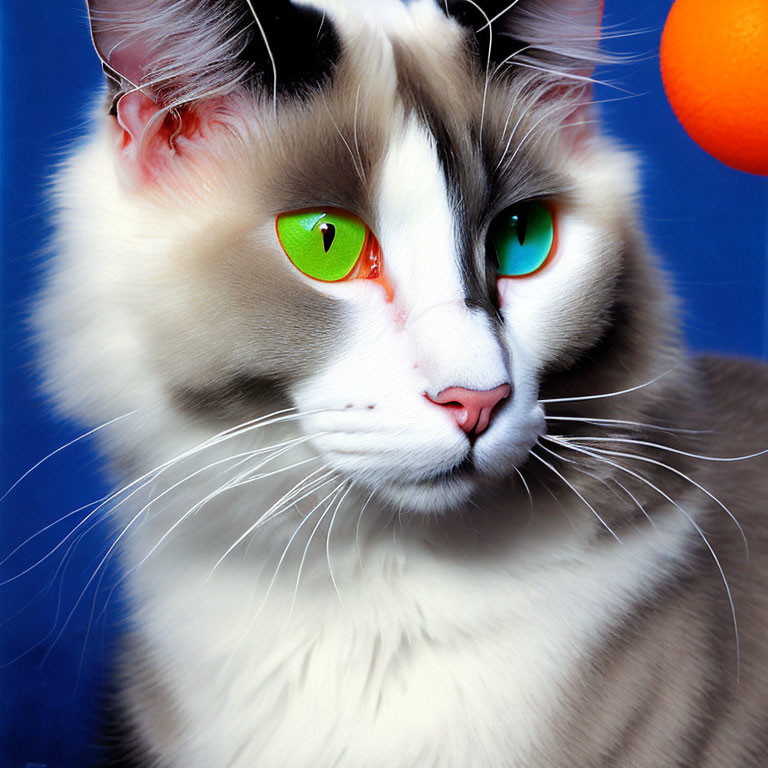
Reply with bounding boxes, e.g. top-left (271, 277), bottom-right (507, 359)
top-left (116, 90), bottom-right (163, 148)
top-left (114, 90), bottom-right (178, 184)
top-left (112, 92), bottom-right (238, 185)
